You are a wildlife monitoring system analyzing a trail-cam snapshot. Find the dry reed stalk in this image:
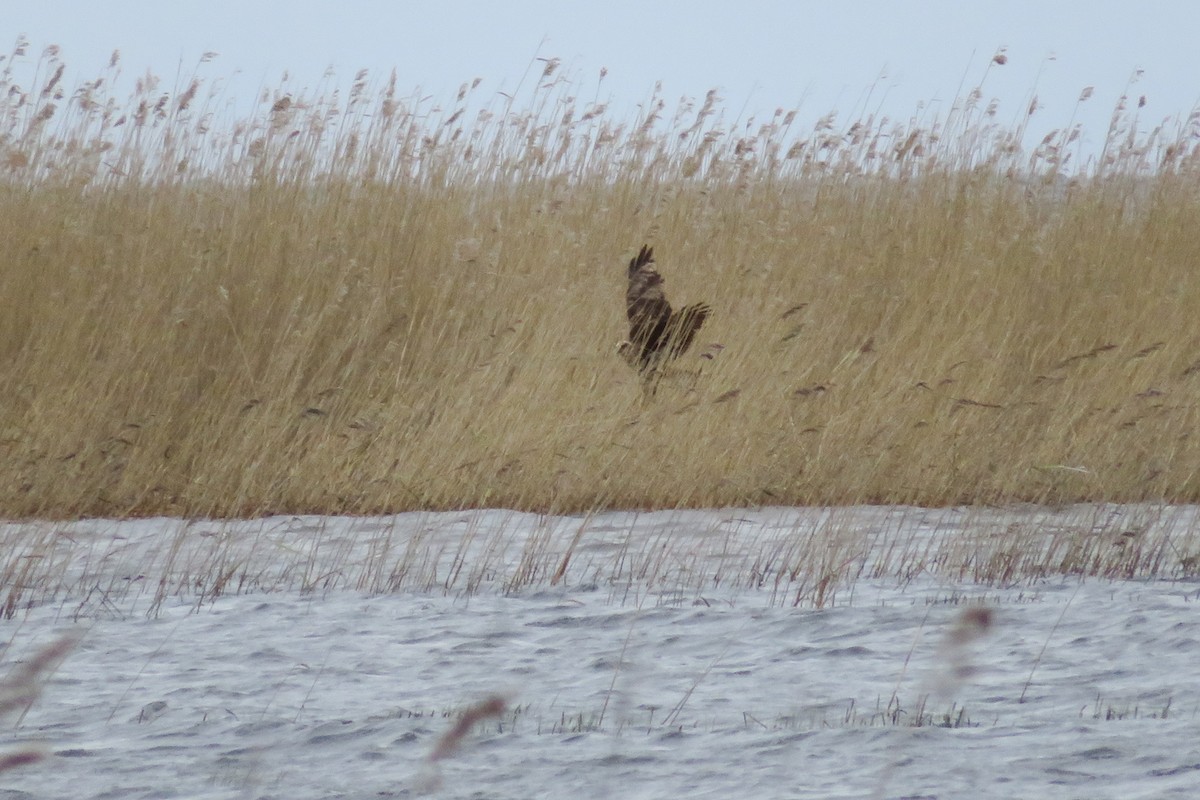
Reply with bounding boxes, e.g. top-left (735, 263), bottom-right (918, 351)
top-left (415, 693), bottom-right (507, 792)
top-left (3, 48), bottom-right (1200, 520)
top-left (0, 631), bottom-right (80, 774)
top-left (2, 505), bottom-right (1197, 612)
top-left (427, 694), bottom-right (507, 762)
top-left (874, 605), bottom-right (997, 798)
